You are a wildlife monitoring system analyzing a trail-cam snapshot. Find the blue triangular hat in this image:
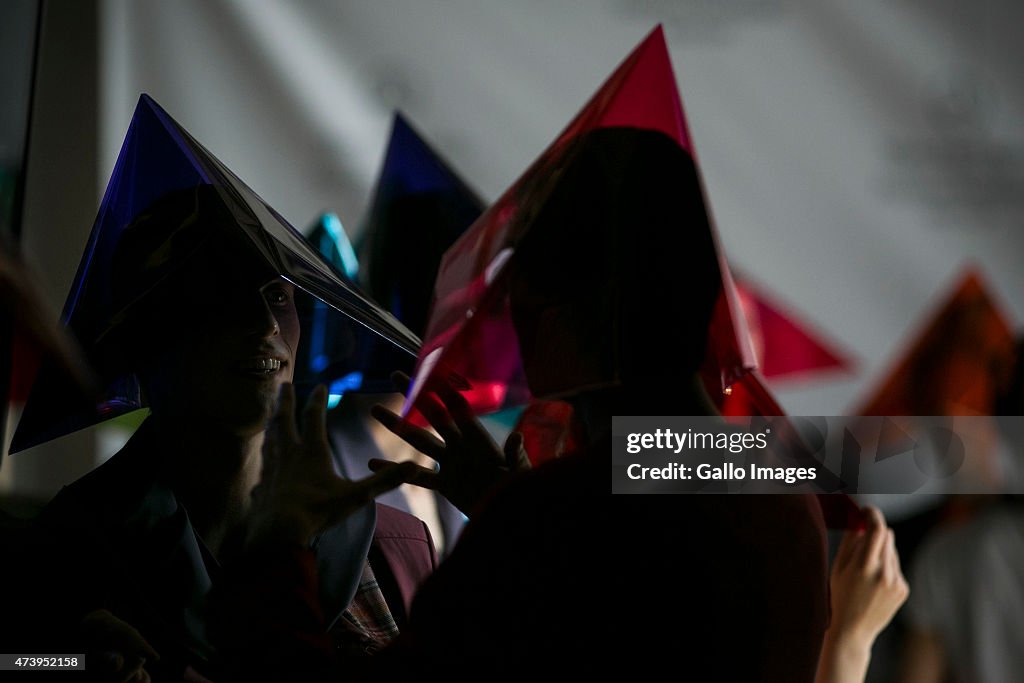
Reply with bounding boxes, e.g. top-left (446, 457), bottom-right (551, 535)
top-left (293, 212), bottom-right (407, 404)
top-left (295, 113), bottom-right (485, 407)
top-left (358, 112), bottom-right (485, 338)
top-left (11, 95), bottom-right (419, 453)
